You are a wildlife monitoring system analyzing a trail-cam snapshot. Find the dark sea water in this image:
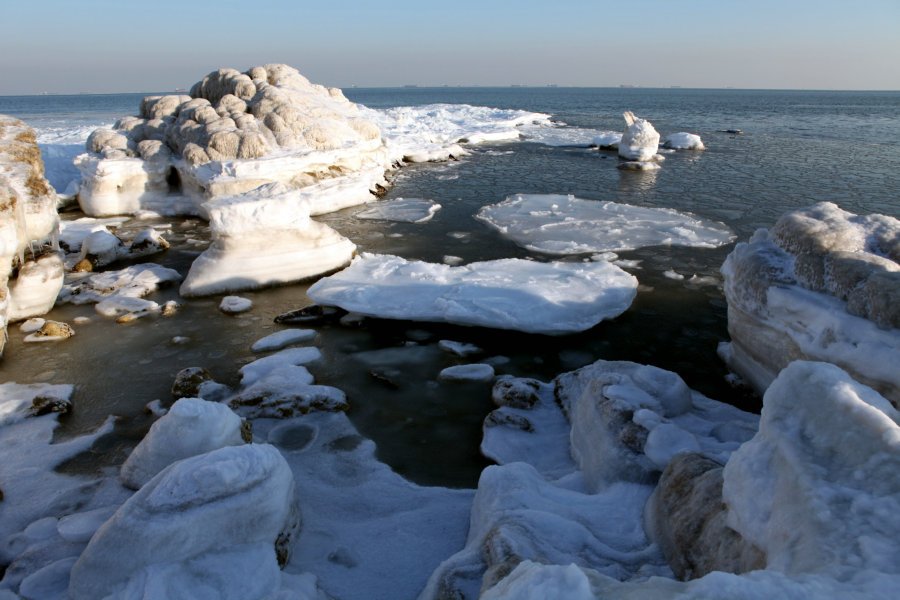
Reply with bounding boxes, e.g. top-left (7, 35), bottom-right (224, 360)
top-left (1, 88), bottom-right (898, 487)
